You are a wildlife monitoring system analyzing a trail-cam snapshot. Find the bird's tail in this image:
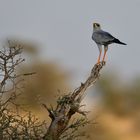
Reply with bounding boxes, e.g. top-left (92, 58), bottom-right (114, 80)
top-left (113, 38), bottom-right (127, 45)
